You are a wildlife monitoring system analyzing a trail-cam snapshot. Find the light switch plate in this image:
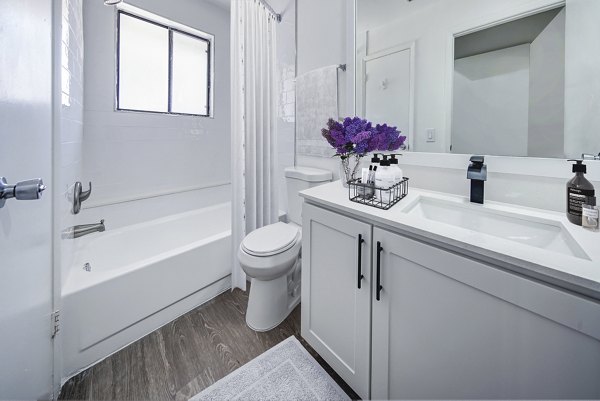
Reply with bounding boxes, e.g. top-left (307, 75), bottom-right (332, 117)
top-left (426, 128), bottom-right (436, 142)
